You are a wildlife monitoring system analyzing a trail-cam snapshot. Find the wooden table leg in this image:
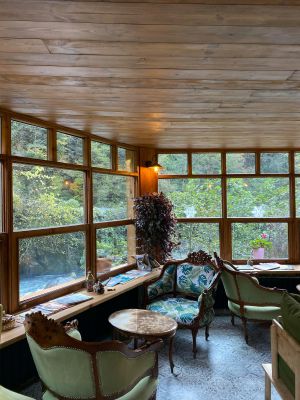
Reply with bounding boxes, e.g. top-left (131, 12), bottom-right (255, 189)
top-left (265, 371), bottom-right (271, 400)
top-left (169, 335), bottom-right (175, 374)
